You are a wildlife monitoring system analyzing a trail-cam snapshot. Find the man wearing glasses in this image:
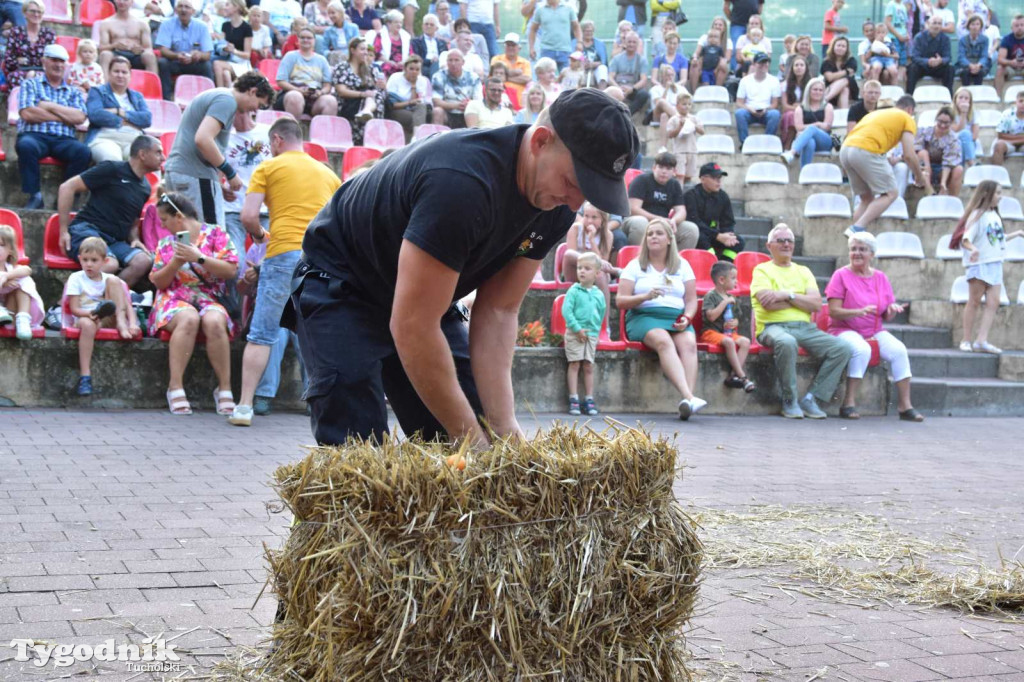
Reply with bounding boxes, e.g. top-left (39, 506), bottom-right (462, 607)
top-left (162, 72), bottom-right (276, 229)
top-left (751, 224), bottom-right (852, 420)
top-left (464, 77), bottom-right (514, 128)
